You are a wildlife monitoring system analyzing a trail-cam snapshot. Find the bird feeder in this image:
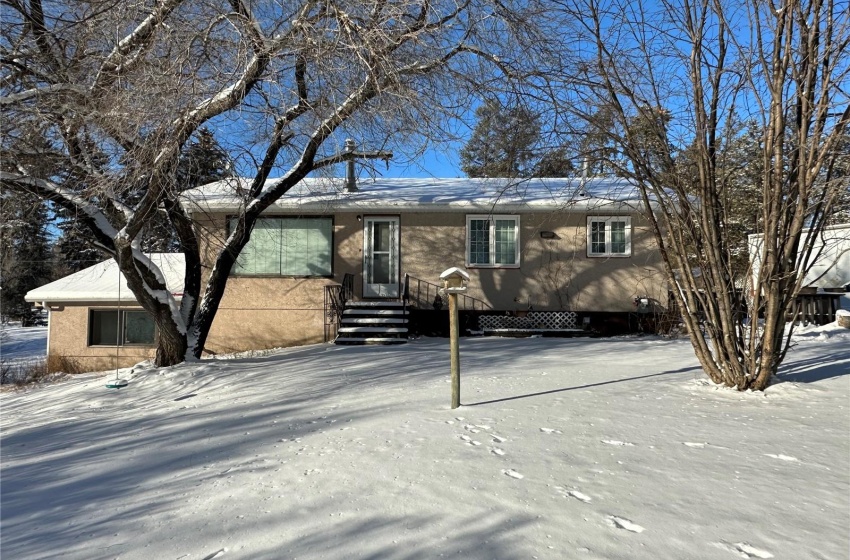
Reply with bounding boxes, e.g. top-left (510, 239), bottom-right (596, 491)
top-left (439, 267), bottom-right (469, 409)
top-left (440, 267), bottom-right (469, 293)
